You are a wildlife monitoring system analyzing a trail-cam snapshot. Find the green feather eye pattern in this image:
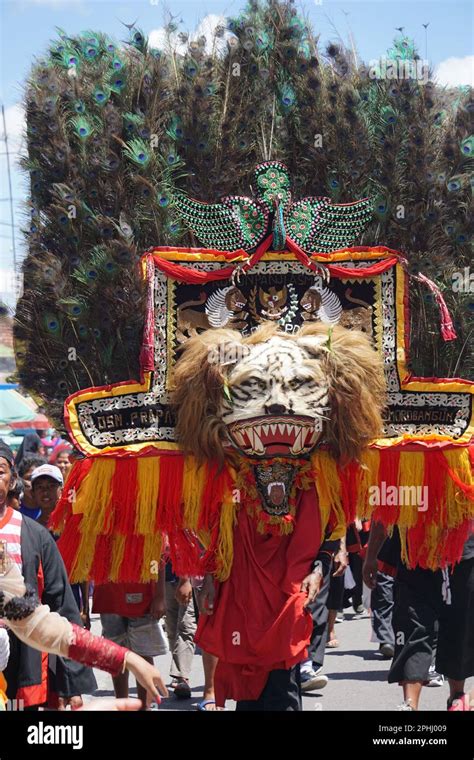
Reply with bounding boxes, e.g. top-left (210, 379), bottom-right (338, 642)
top-left (93, 87), bottom-right (110, 105)
top-left (111, 57), bottom-right (124, 71)
top-left (123, 138), bottom-right (151, 167)
top-left (43, 313), bottom-right (61, 335)
top-left (460, 136), bottom-right (473, 156)
top-left (373, 195), bottom-right (389, 218)
top-left (109, 74), bottom-right (126, 94)
top-left (58, 298), bottom-right (85, 318)
top-left (71, 116), bottom-right (93, 140)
